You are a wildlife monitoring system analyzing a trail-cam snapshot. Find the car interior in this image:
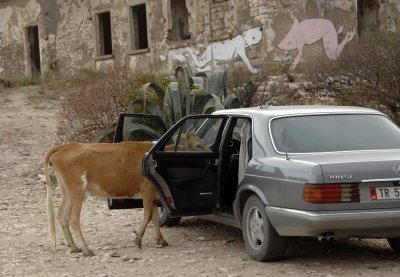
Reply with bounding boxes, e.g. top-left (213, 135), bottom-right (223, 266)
top-left (220, 118), bottom-right (252, 211)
